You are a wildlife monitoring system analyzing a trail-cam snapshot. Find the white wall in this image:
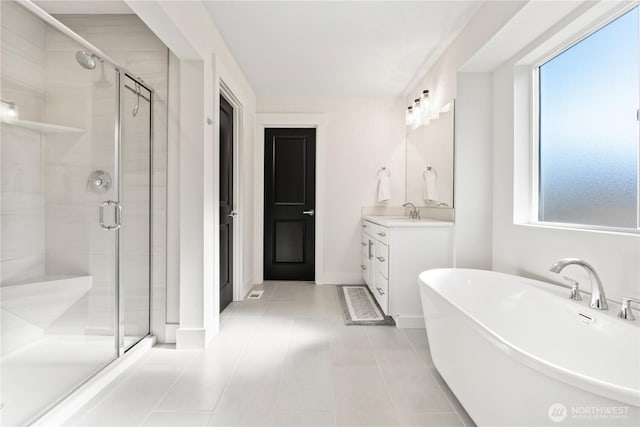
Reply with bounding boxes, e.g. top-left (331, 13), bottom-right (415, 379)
top-left (256, 97), bottom-right (405, 284)
top-left (126, 0), bottom-right (257, 347)
top-left (454, 73), bottom-right (493, 269)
